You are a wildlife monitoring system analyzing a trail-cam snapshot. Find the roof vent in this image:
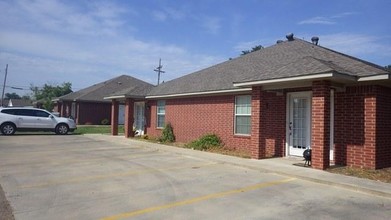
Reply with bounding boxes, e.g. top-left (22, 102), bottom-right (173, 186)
top-left (286, 33), bottom-right (294, 41)
top-left (276, 40), bottom-right (284, 44)
top-left (311, 36), bottom-right (319, 45)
